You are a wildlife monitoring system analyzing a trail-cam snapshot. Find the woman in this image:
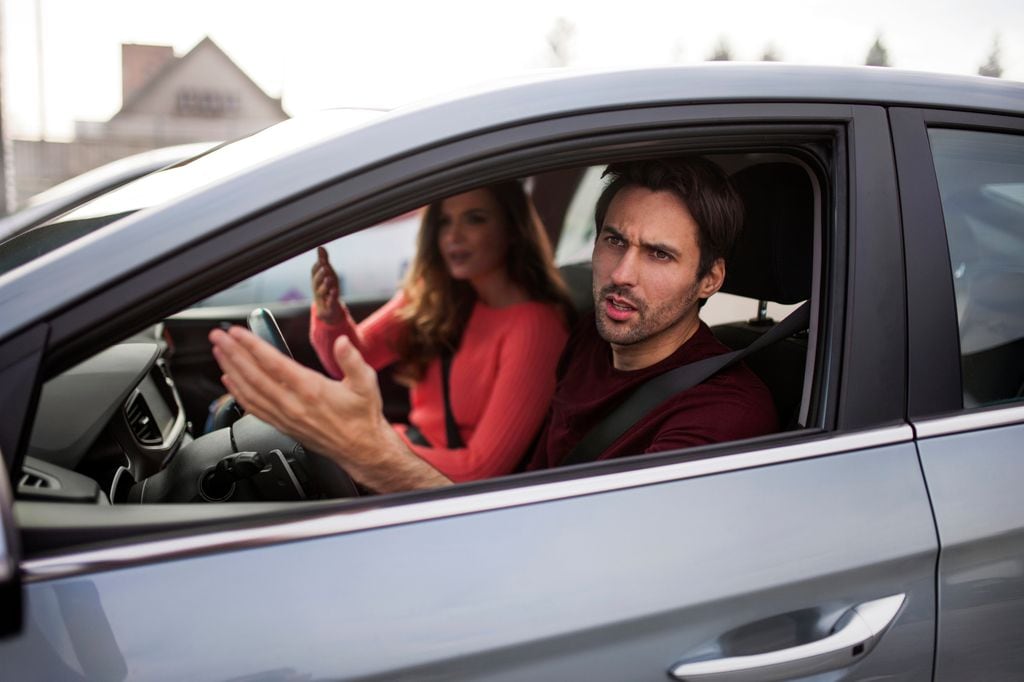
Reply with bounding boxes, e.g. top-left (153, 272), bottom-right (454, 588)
top-left (309, 181), bottom-right (573, 483)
